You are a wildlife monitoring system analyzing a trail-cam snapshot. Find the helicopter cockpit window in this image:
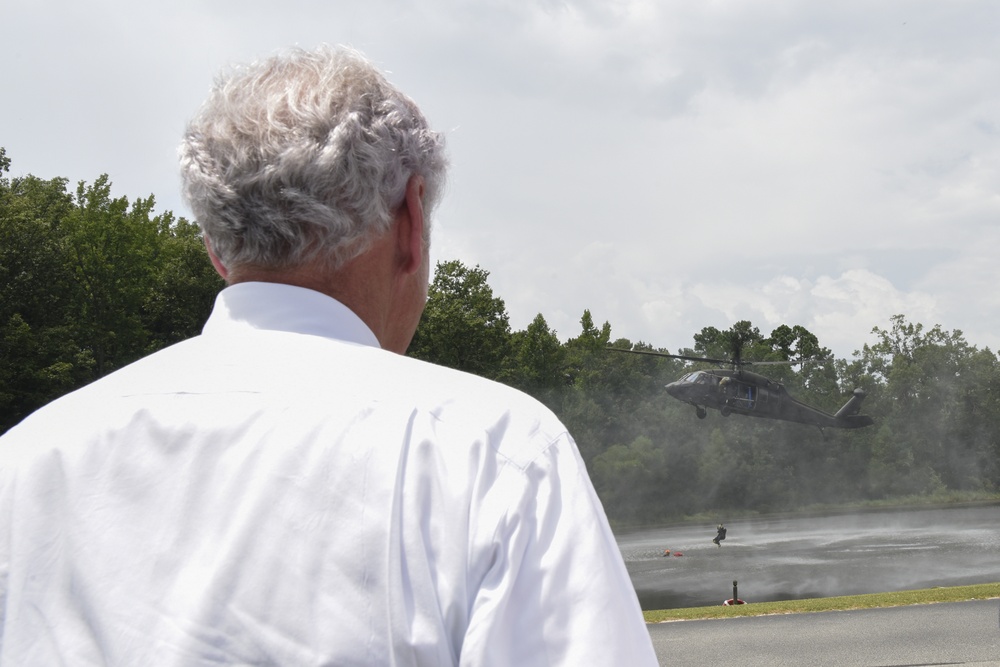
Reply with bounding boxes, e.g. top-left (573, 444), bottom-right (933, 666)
top-left (687, 371), bottom-right (713, 385)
